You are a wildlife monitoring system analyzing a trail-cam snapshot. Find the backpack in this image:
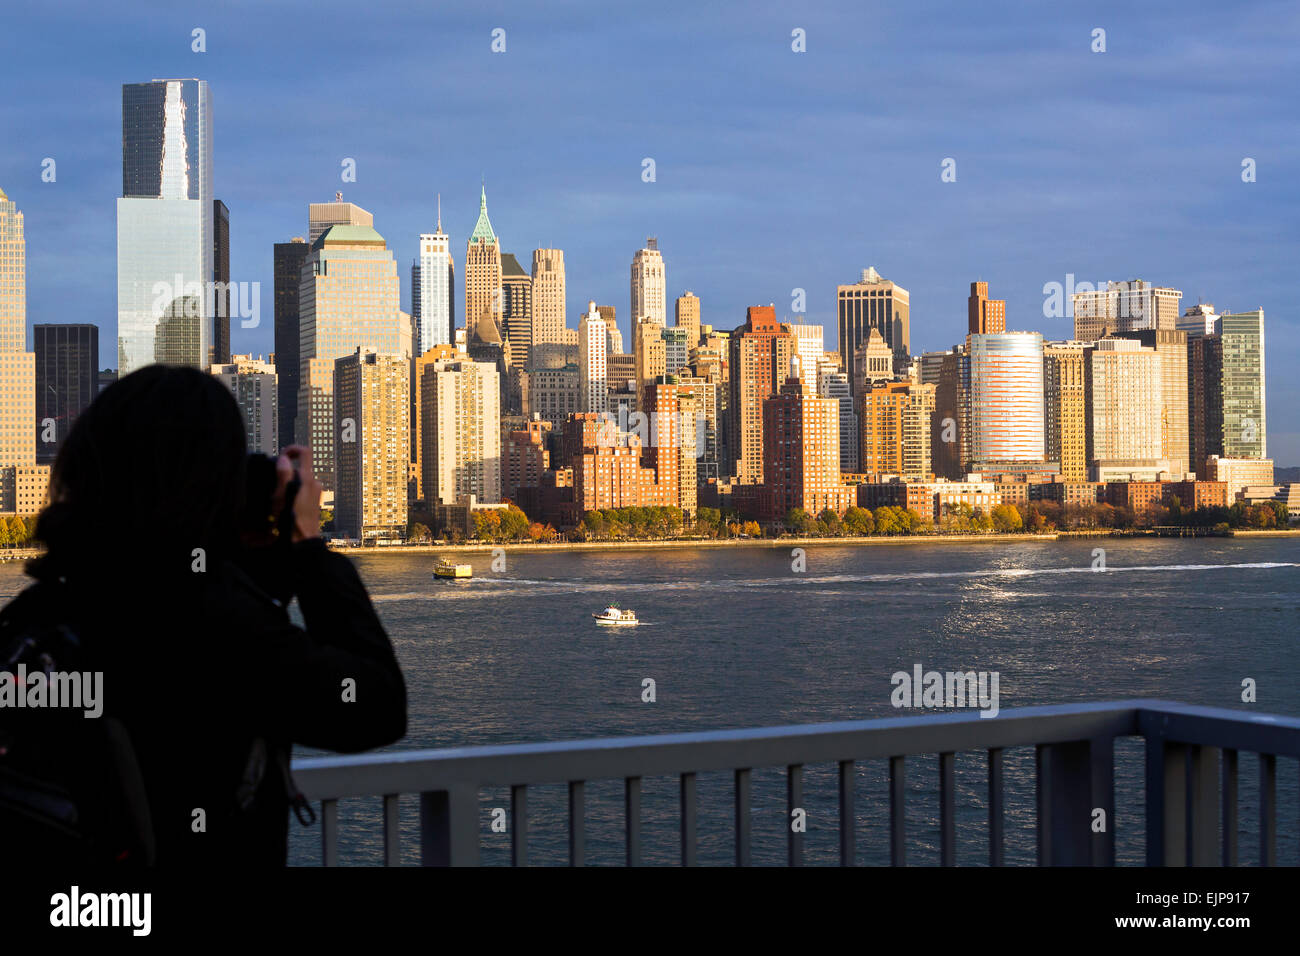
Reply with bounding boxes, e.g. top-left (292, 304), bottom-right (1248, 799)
top-left (0, 598), bottom-right (156, 865)
top-left (0, 579), bottom-right (317, 867)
